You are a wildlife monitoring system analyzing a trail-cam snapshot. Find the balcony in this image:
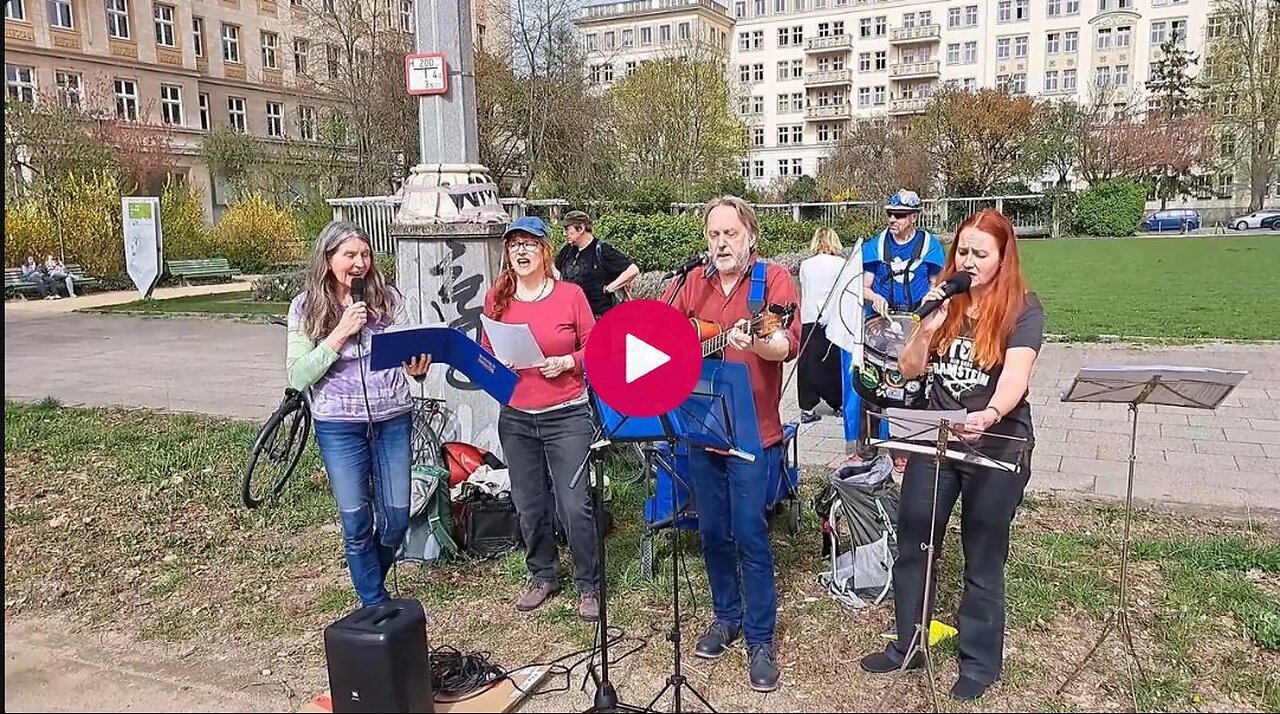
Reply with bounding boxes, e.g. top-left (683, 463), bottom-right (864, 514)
top-left (889, 97), bottom-right (929, 115)
top-left (890, 24), bottom-right (941, 44)
top-left (890, 59), bottom-right (940, 79)
top-left (581, 0), bottom-right (728, 21)
top-left (804, 103), bottom-right (852, 120)
top-left (805, 34), bottom-right (854, 52)
top-left (804, 69), bottom-right (852, 87)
